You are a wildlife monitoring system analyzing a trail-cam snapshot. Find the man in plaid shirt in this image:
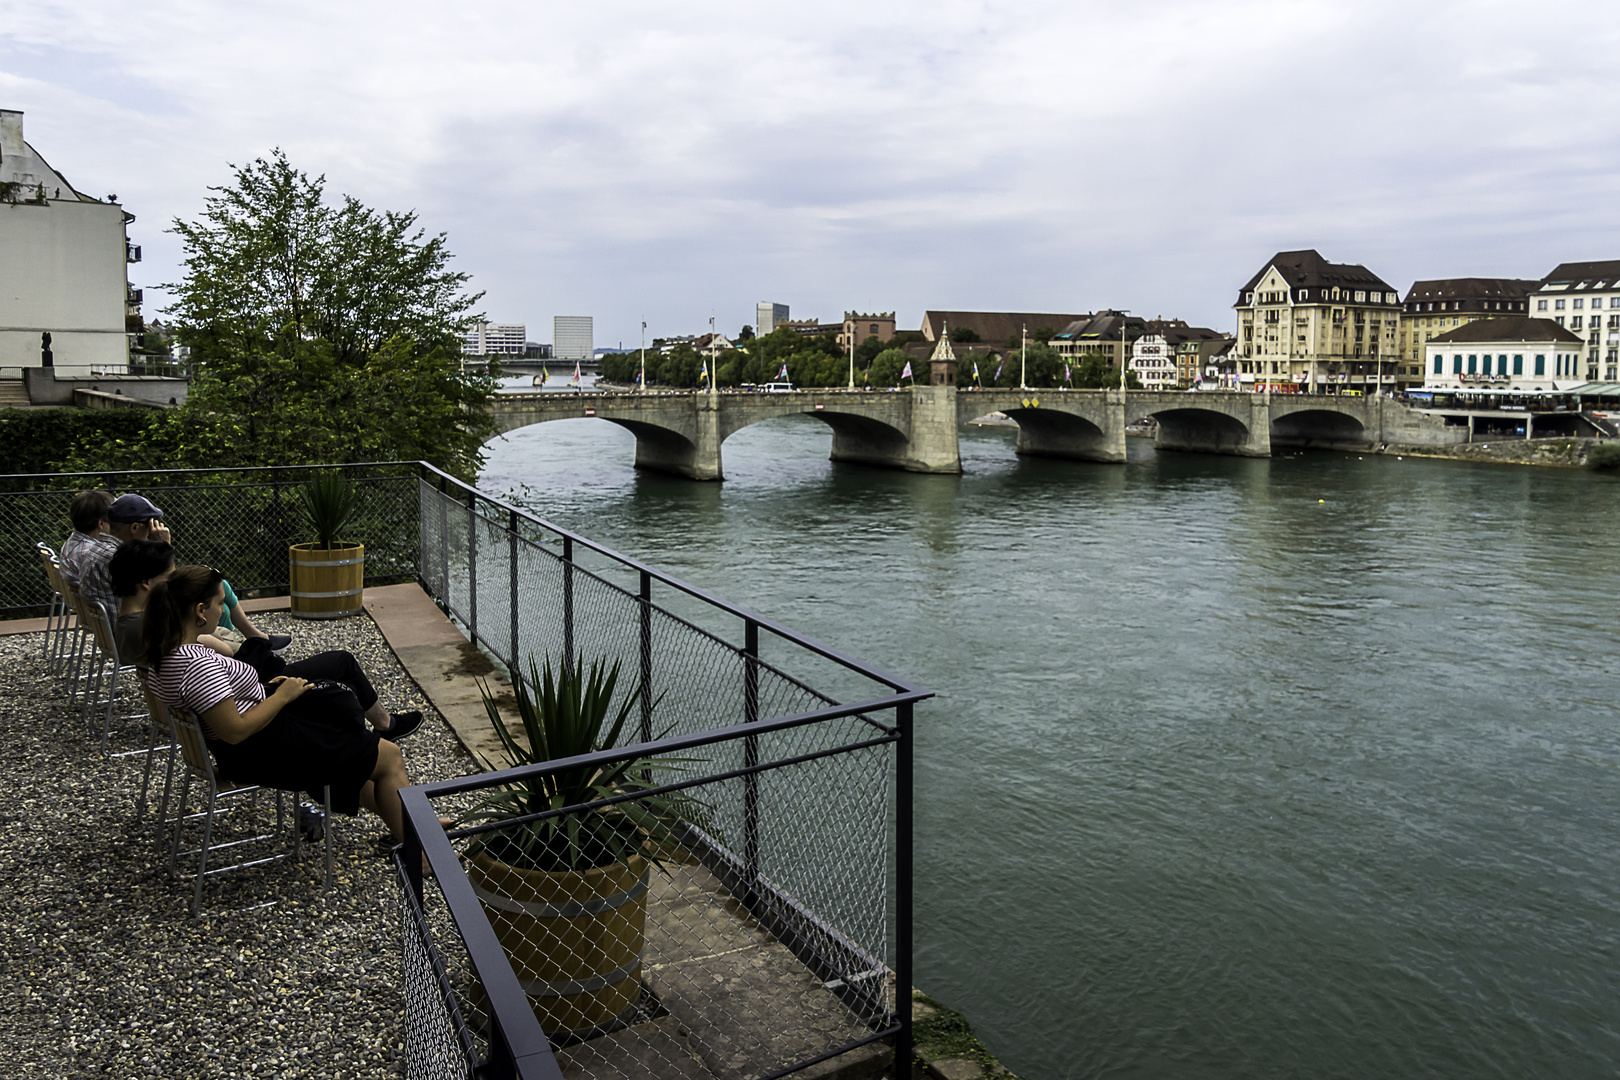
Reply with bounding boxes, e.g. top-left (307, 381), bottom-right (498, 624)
top-left (59, 490), bottom-right (120, 595)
